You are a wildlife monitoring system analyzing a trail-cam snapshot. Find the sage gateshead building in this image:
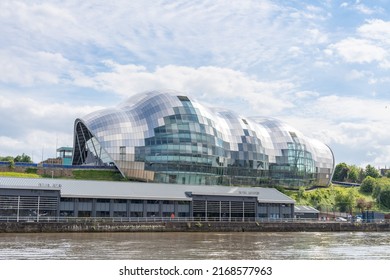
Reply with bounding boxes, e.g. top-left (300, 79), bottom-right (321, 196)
top-left (73, 90), bottom-right (334, 187)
